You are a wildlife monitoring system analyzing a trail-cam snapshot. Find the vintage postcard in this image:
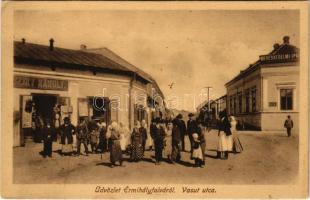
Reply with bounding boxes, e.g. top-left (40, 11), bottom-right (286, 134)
top-left (1, 1), bottom-right (309, 199)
